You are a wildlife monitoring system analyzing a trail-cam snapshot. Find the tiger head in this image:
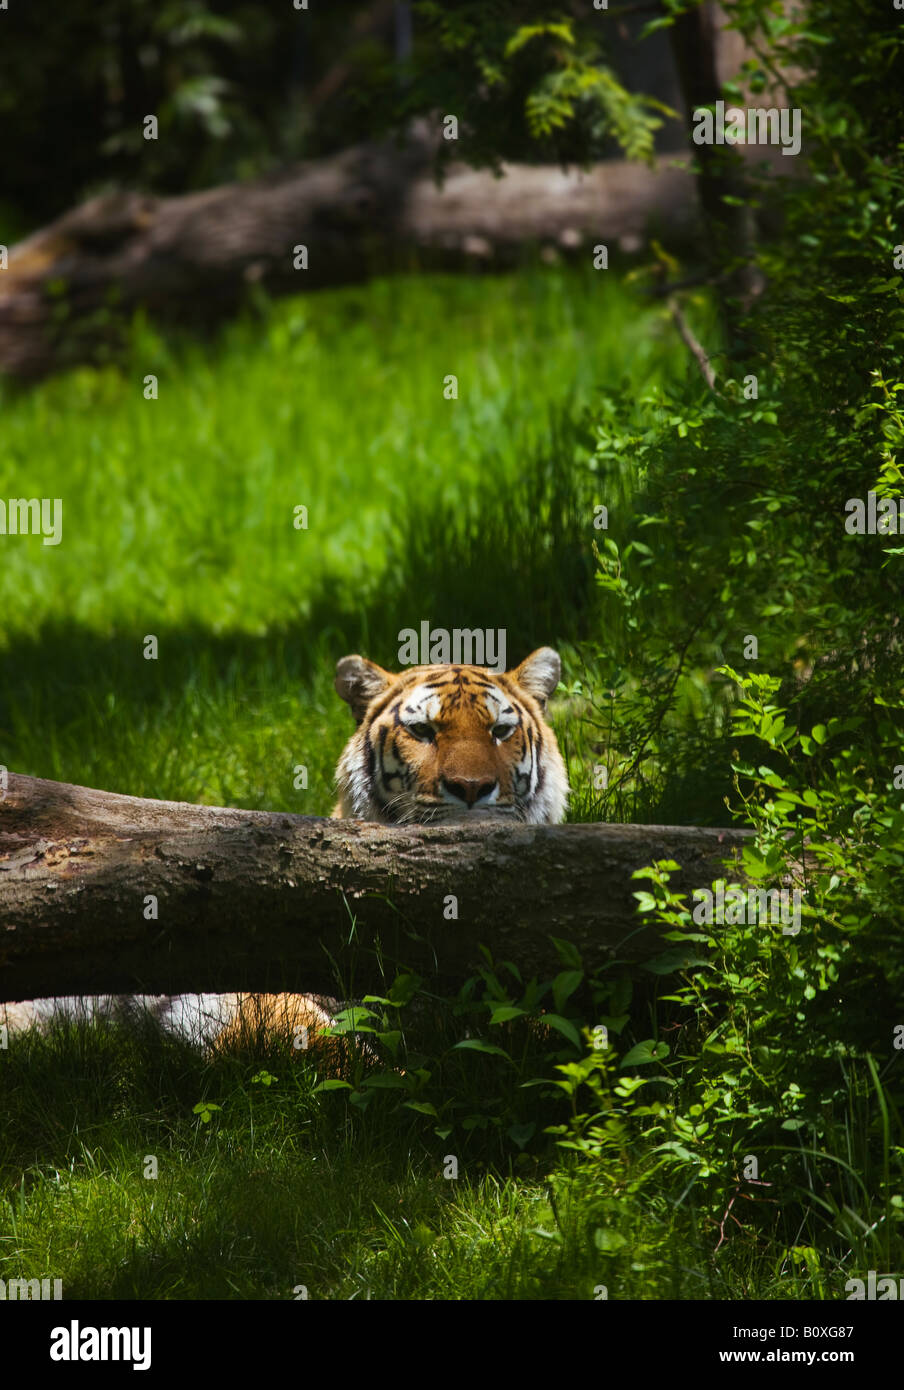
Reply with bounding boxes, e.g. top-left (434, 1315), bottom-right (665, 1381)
top-left (333, 648), bottom-right (568, 825)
